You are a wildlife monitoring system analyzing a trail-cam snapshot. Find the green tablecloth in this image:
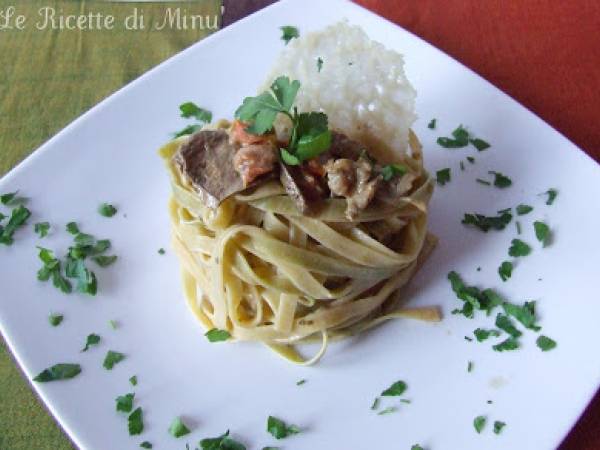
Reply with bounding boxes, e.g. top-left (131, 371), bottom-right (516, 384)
top-left (0, 1), bottom-right (221, 448)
